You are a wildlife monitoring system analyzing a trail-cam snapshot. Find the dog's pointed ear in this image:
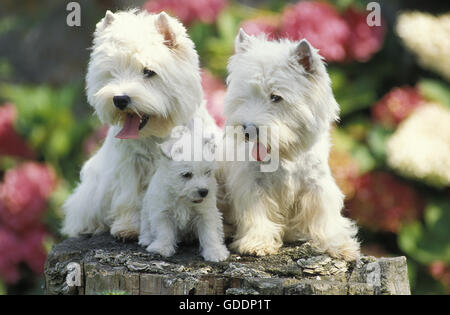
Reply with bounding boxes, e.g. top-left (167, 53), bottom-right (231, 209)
top-left (97, 10), bottom-right (115, 30)
top-left (296, 39), bottom-right (313, 72)
top-left (156, 12), bottom-right (177, 49)
top-left (235, 28), bottom-right (252, 53)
